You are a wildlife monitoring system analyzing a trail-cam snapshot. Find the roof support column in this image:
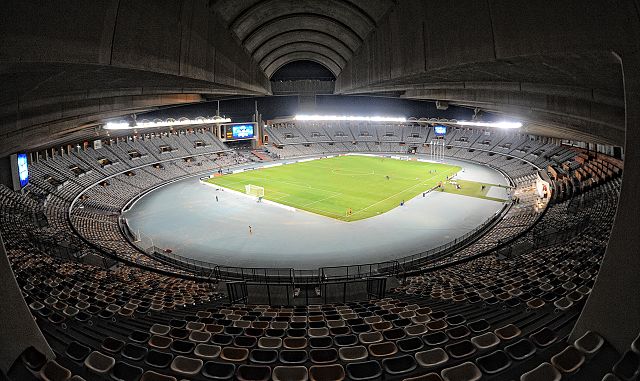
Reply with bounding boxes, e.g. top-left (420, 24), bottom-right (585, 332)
top-left (570, 50), bottom-right (640, 353)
